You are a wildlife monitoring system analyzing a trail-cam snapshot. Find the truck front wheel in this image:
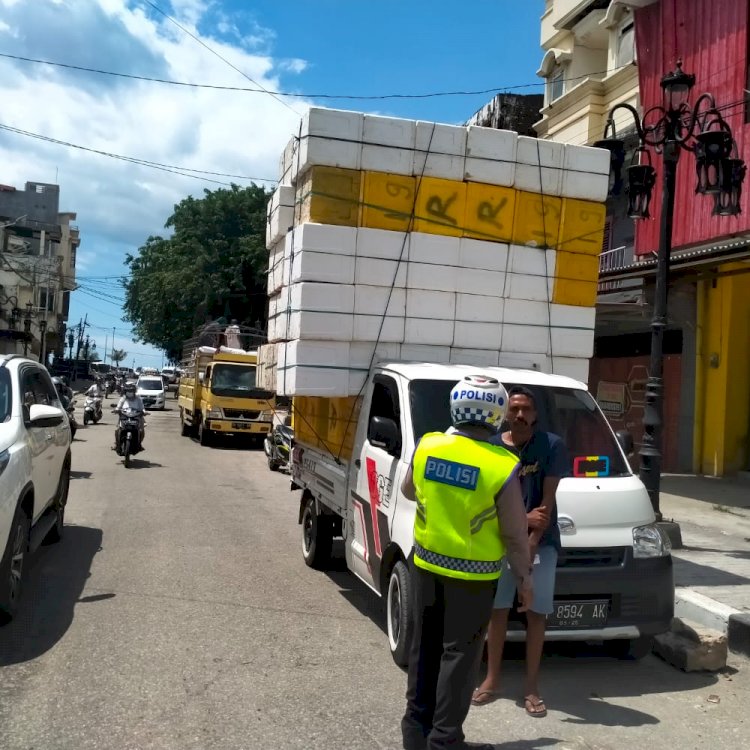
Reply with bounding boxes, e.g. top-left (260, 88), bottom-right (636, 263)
top-left (387, 560), bottom-right (413, 668)
top-left (301, 497), bottom-right (332, 569)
